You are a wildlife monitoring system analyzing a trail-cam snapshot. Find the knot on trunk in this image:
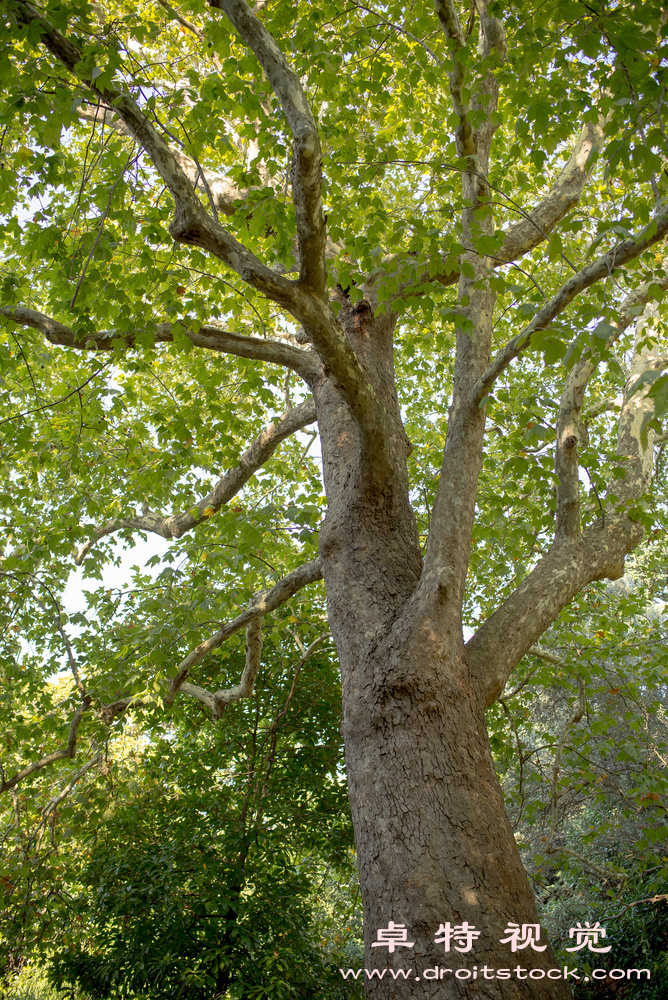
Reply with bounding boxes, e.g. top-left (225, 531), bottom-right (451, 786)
top-left (169, 210), bottom-right (204, 245)
top-left (437, 565), bottom-right (455, 599)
